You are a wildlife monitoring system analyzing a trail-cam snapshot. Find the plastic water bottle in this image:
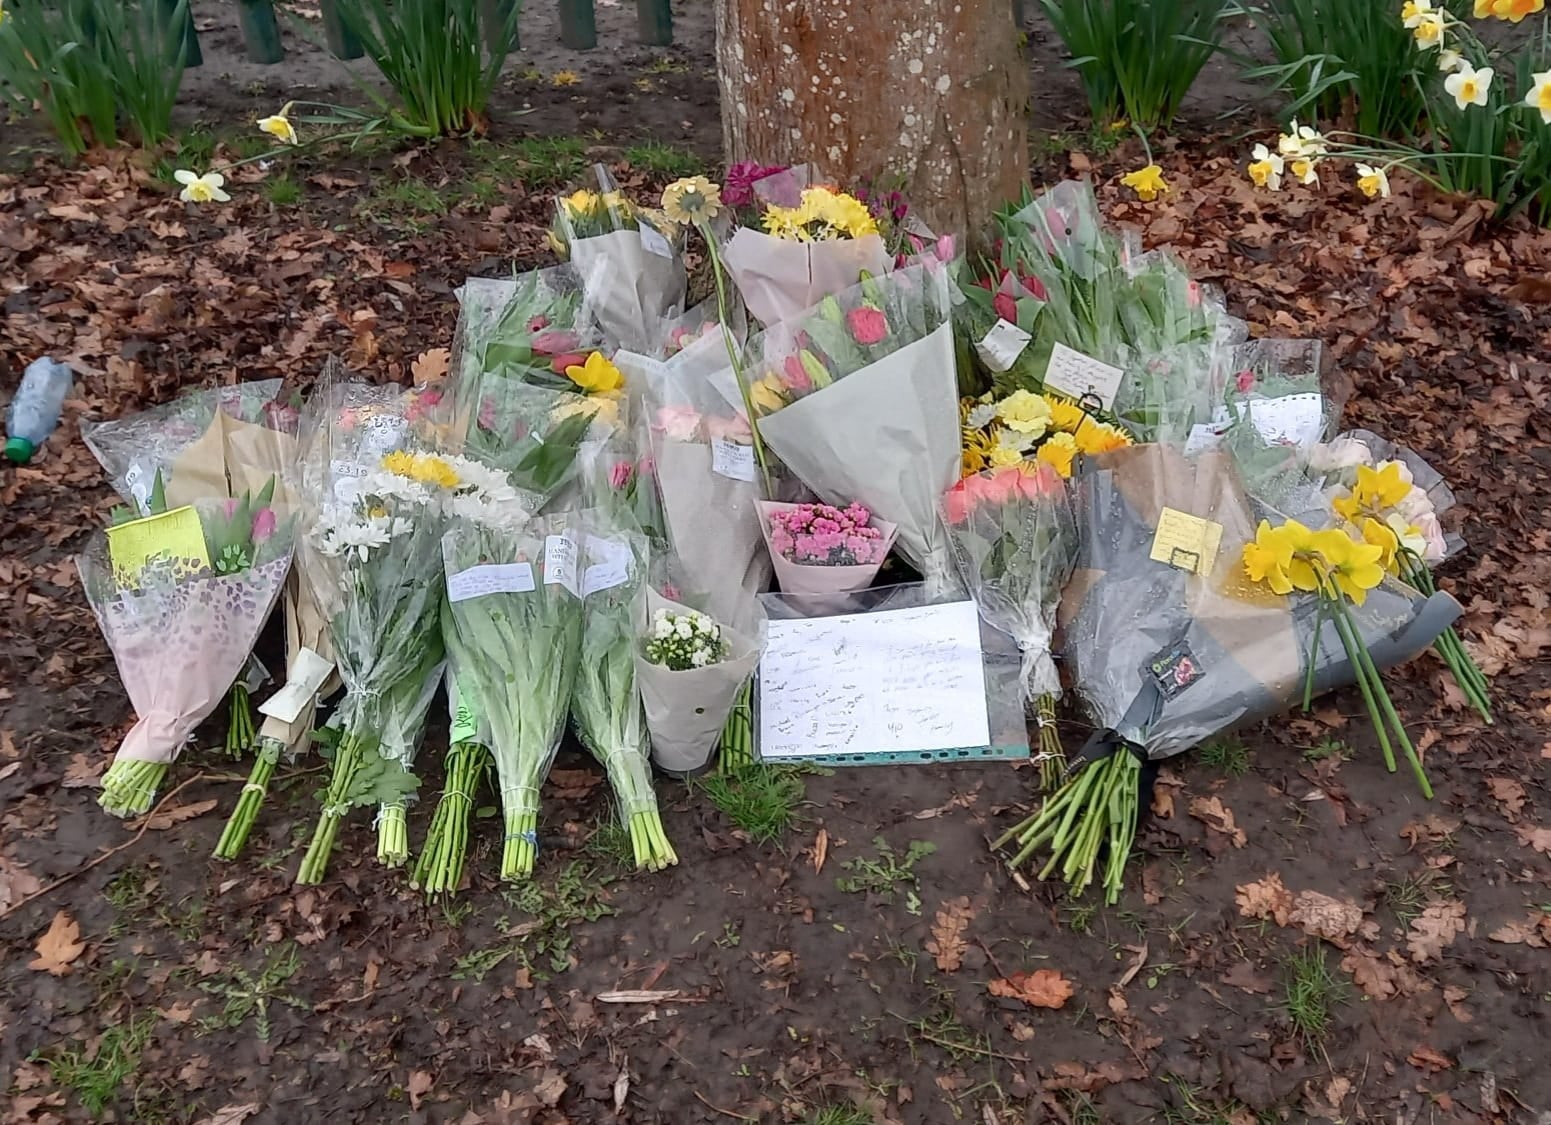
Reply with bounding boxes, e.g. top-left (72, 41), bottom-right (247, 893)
top-left (5, 358), bottom-right (73, 464)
